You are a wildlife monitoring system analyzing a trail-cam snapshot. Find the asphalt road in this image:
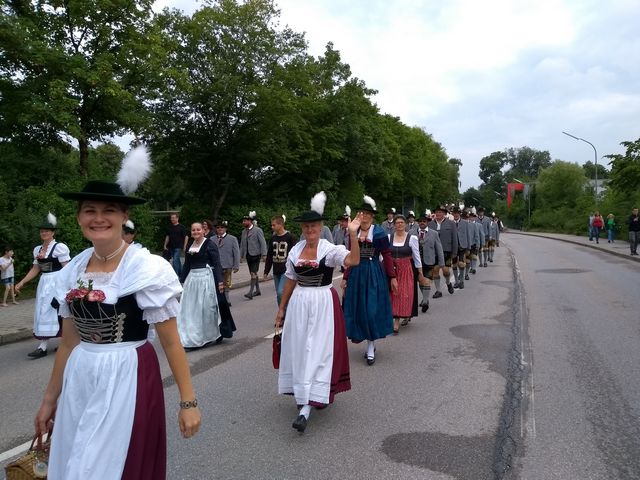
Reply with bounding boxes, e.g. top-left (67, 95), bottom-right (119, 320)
top-left (3, 235), bottom-right (636, 479)
top-left (504, 233), bottom-right (640, 480)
